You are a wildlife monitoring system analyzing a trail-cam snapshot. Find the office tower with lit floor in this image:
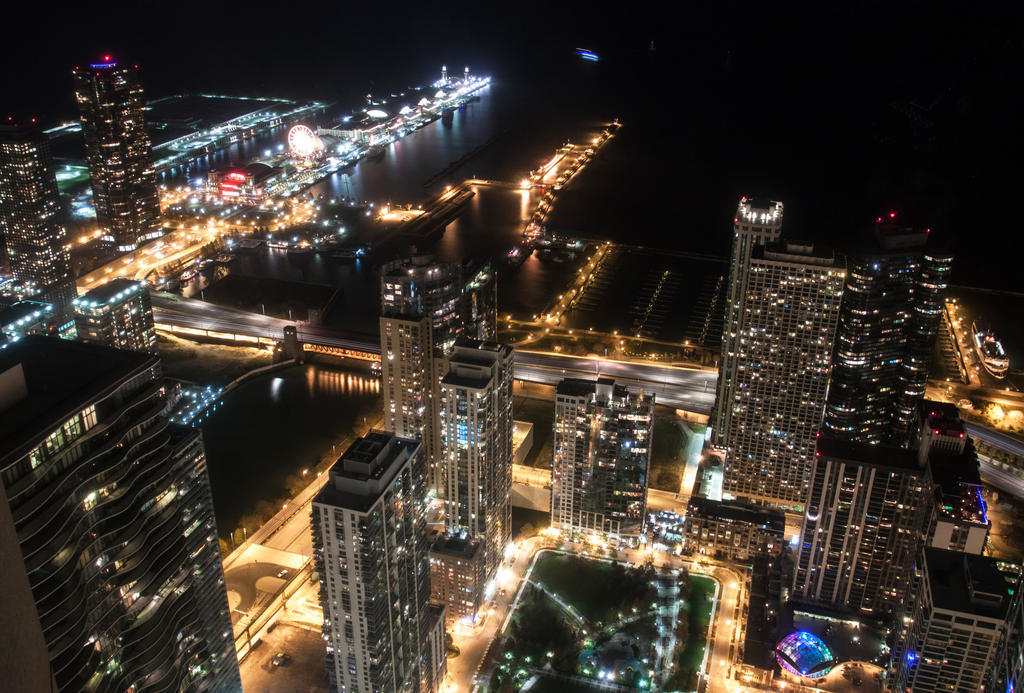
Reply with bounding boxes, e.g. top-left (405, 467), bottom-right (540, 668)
top-left (0, 336), bottom-right (239, 692)
top-left (715, 231), bottom-right (845, 509)
top-left (0, 121), bottom-right (77, 332)
top-left (72, 59), bottom-right (162, 252)
top-left (73, 277), bottom-right (157, 354)
top-left (379, 256), bottom-right (496, 497)
top-left (824, 219), bottom-right (953, 444)
top-left (551, 377), bottom-right (655, 544)
top-left (439, 338), bottom-right (514, 582)
top-left (311, 432), bottom-right (445, 693)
